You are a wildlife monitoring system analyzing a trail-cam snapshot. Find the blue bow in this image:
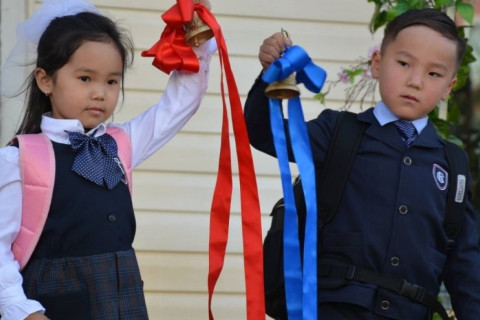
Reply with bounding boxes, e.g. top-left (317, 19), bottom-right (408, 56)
top-left (66, 131), bottom-right (124, 189)
top-left (262, 45), bottom-right (326, 93)
top-left (263, 45), bottom-right (326, 320)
